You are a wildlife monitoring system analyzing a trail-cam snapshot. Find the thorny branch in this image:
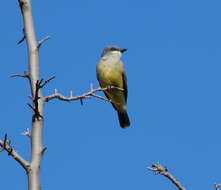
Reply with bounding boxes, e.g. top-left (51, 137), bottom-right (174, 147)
top-left (148, 163), bottom-right (186, 190)
top-left (0, 134), bottom-right (30, 171)
top-left (44, 86), bottom-right (124, 103)
top-left (4, 69), bottom-right (122, 175)
top-left (11, 72), bottom-right (29, 78)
